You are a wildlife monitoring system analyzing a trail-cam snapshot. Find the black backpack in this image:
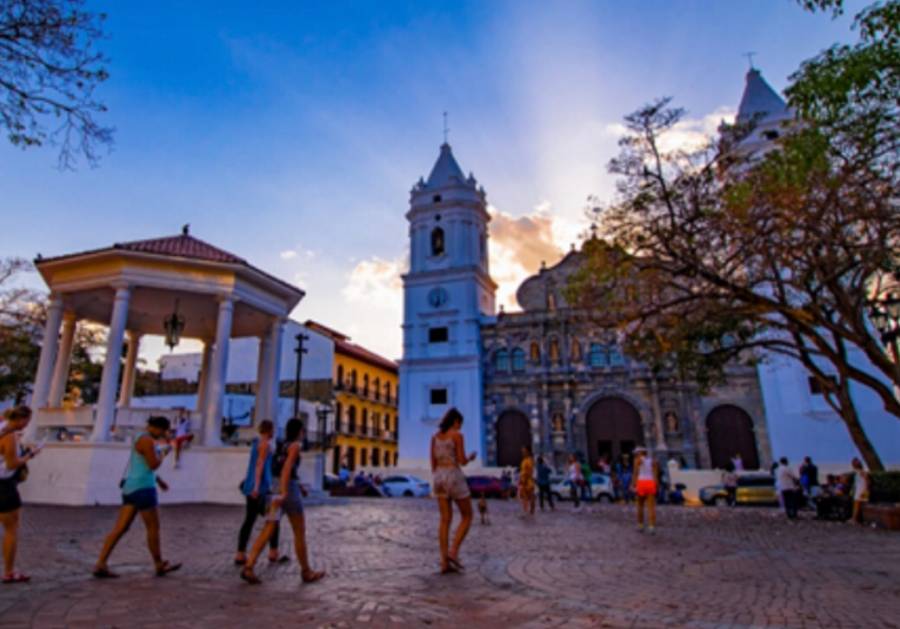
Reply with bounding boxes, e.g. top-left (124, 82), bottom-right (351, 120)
top-left (271, 440), bottom-right (288, 479)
